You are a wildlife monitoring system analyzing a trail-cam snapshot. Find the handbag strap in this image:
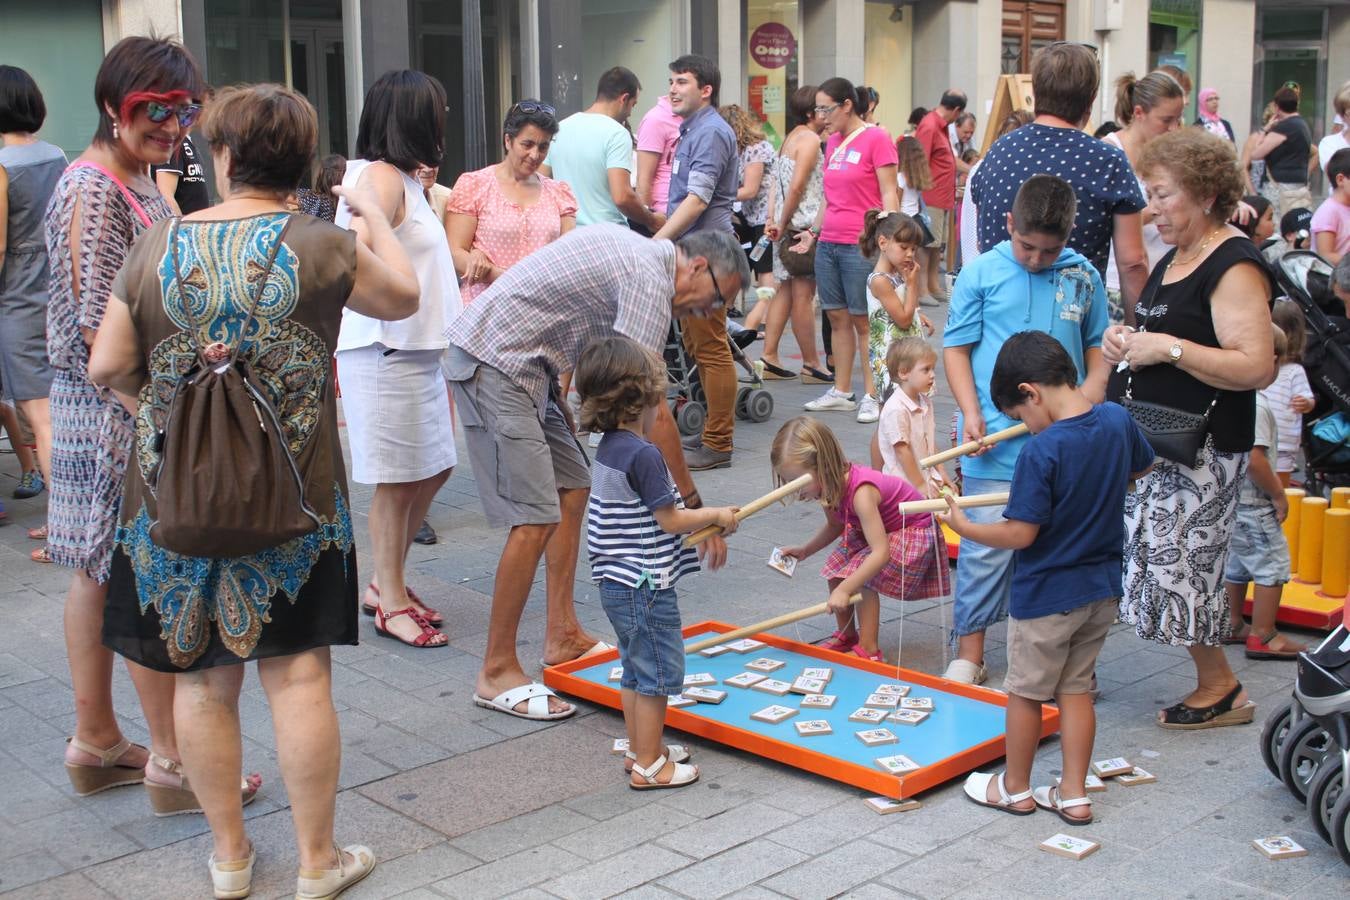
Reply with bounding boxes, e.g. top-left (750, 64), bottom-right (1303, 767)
top-left (67, 161), bottom-right (154, 228)
top-left (170, 215), bottom-right (293, 369)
